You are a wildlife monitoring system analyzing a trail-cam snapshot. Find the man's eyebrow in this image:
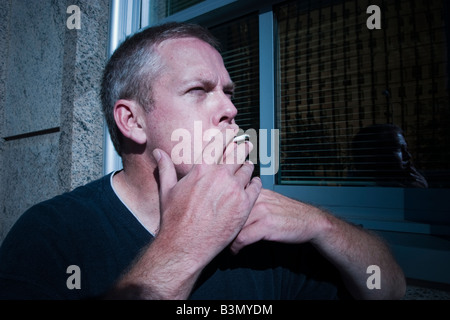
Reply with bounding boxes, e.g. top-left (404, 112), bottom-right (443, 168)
top-left (184, 78), bottom-right (235, 92)
top-left (223, 81), bottom-right (235, 92)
